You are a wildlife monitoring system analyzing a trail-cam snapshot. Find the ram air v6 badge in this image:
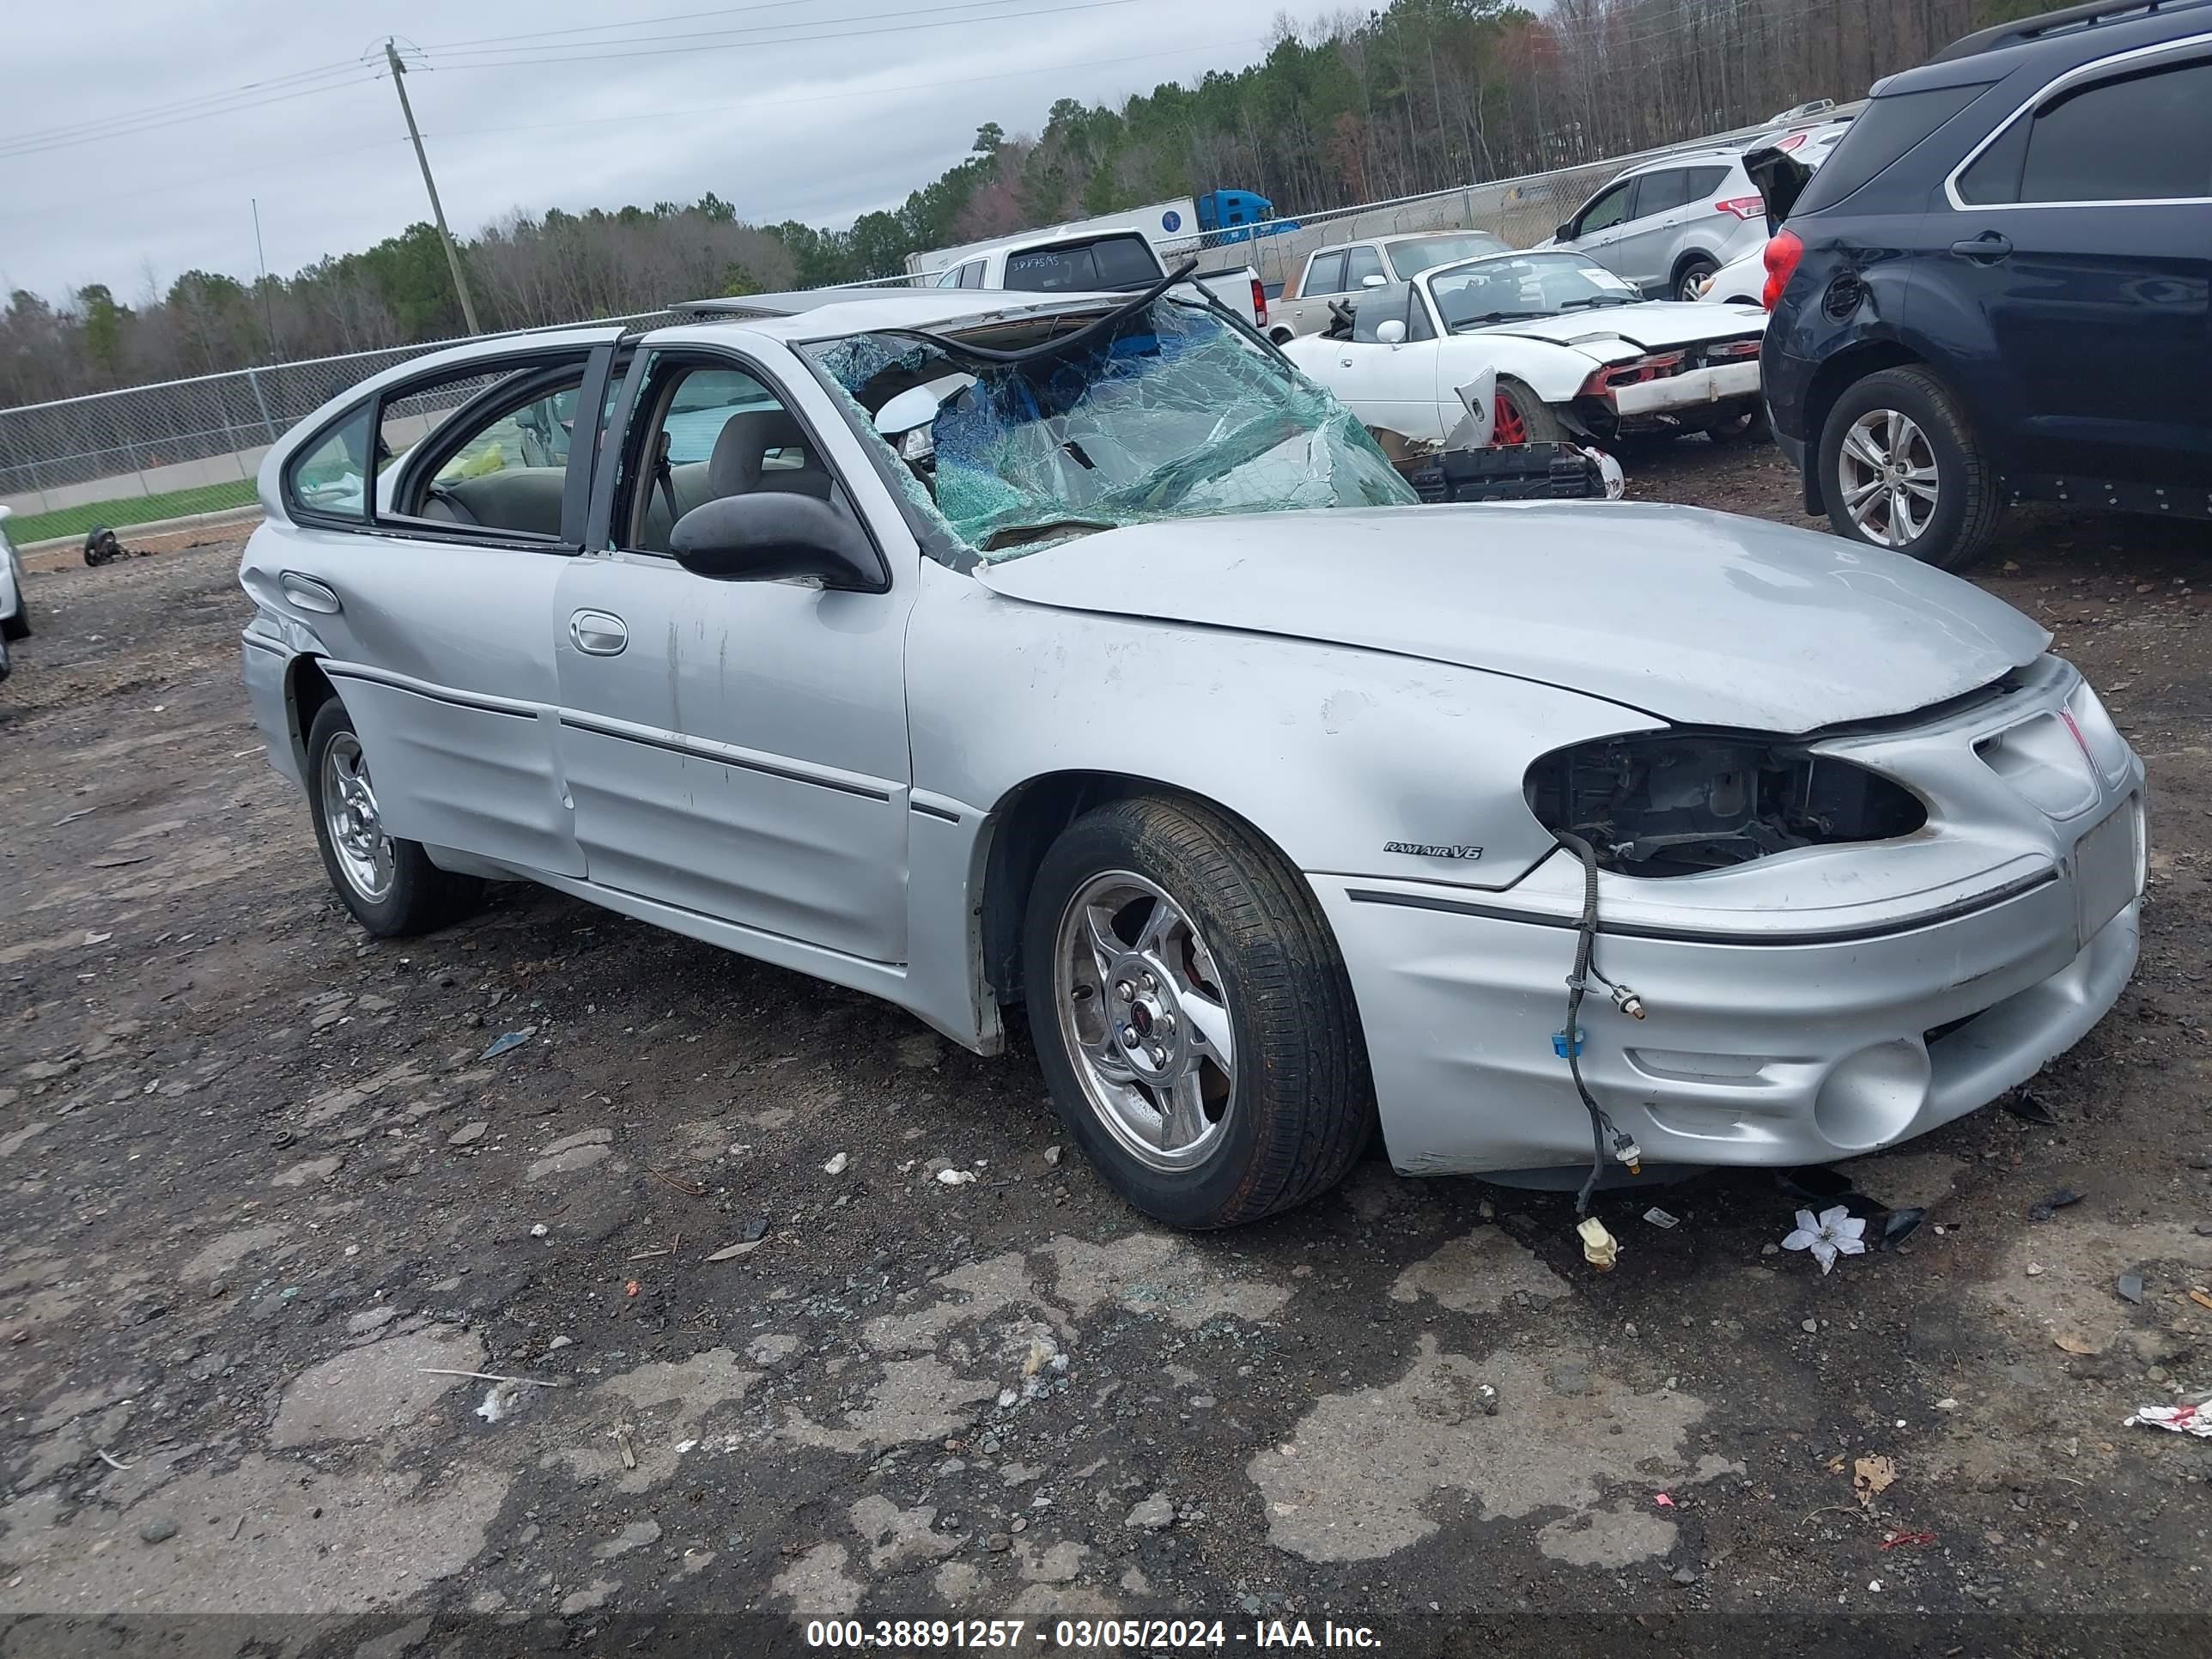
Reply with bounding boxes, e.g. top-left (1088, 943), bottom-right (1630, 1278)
top-left (1384, 841), bottom-right (1484, 860)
